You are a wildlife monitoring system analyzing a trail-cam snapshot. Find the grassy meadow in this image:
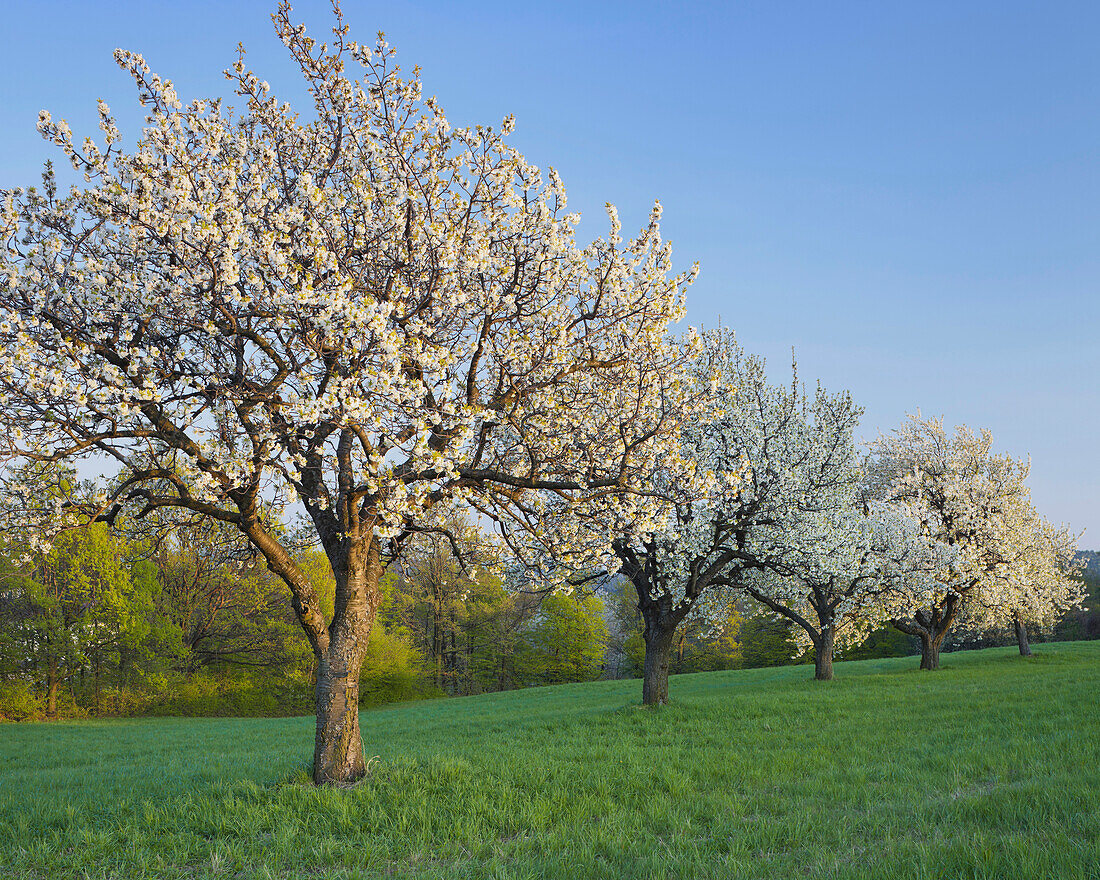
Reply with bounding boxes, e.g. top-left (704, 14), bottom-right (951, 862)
top-left (1, 642), bottom-right (1098, 879)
